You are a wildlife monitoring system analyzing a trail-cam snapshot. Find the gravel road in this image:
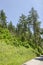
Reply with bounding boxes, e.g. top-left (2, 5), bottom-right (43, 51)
top-left (22, 56), bottom-right (43, 65)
